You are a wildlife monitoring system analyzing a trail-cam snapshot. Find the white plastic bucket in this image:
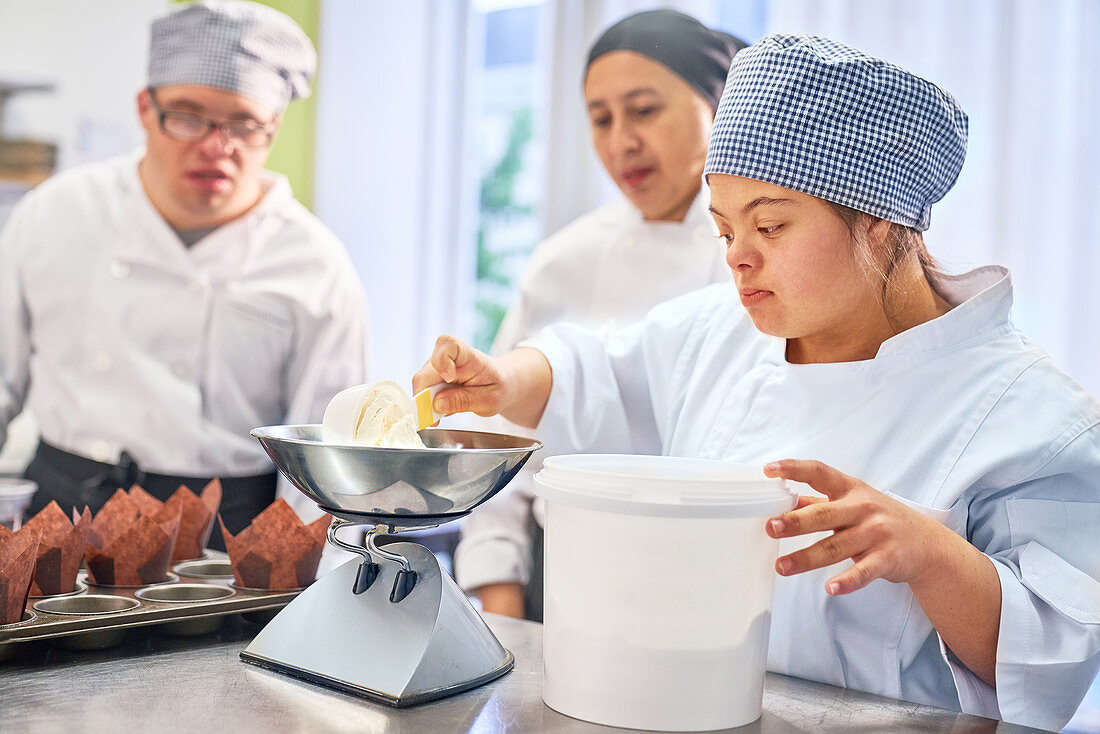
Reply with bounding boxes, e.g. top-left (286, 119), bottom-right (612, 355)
top-left (534, 454), bottom-right (796, 732)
